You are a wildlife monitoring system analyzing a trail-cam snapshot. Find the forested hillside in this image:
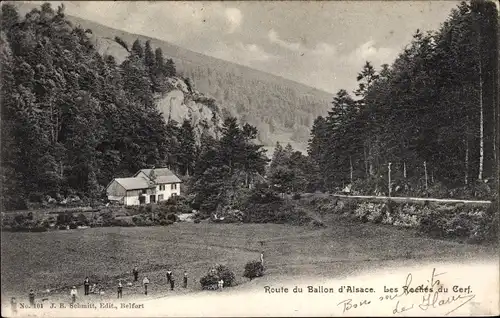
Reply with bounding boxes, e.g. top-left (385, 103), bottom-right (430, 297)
top-left (12, 2), bottom-right (332, 152)
top-left (308, 0), bottom-right (498, 199)
top-left (1, 2), bottom-right (275, 211)
top-left (0, 3), bottom-right (211, 209)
